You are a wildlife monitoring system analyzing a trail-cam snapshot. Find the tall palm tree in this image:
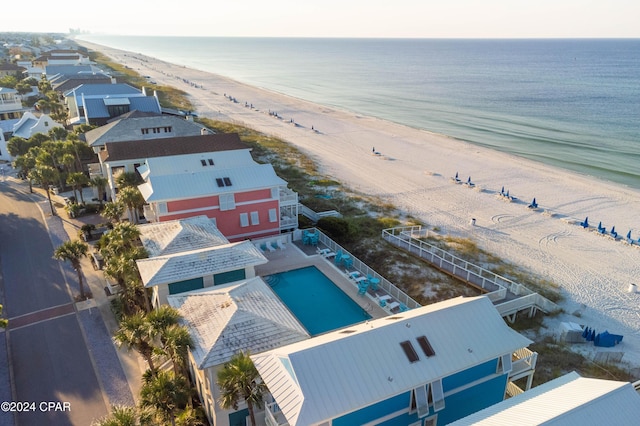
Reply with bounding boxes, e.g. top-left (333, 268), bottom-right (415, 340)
top-left (161, 324), bottom-right (193, 377)
top-left (67, 172), bottom-right (89, 204)
top-left (139, 370), bottom-right (190, 426)
top-left (102, 201), bottom-right (125, 224)
top-left (114, 312), bottom-right (159, 374)
top-left (91, 175), bottom-right (109, 205)
top-left (53, 240), bottom-right (89, 299)
top-left (118, 186), bottom-right (145, 224)
top-left (216, 351), bottom-right (267, 426)
top-left (30, 164), bottom-right (60, 216)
